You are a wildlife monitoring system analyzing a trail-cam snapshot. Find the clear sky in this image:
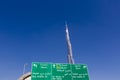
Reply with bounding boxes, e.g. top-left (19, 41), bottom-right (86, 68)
top-left (0, 0), bottom-right (120, 80)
